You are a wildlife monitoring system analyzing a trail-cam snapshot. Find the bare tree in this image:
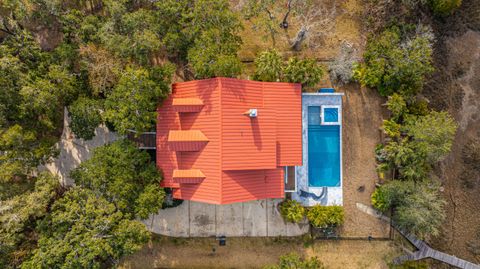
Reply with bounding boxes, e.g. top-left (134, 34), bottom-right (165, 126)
top-left (289, 0), bottom-right (337, 51)
top-left (329, 41), bottom-right (358, 85)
